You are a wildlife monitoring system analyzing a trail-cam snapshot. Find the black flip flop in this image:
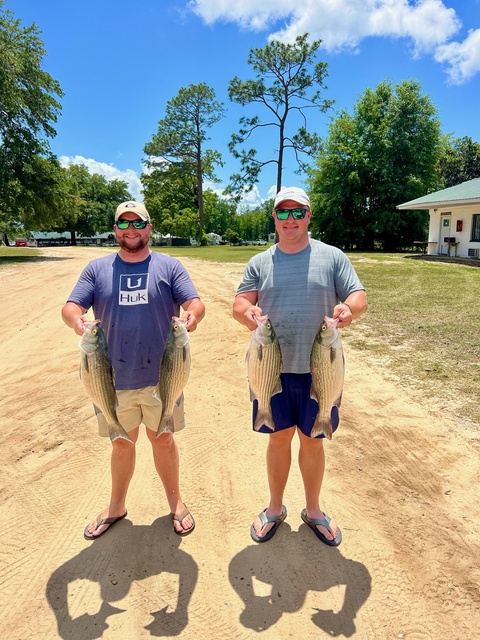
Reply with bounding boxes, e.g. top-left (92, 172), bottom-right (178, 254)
top-left (301, 508), bottom-right (342, 546)
top-left (250, 505), bottom-right (287, 543)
